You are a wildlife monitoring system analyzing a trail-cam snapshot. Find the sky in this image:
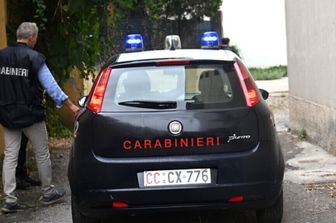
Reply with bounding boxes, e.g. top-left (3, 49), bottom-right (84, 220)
top-left (221, 0), bottom-right (287, 67)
